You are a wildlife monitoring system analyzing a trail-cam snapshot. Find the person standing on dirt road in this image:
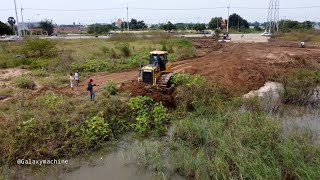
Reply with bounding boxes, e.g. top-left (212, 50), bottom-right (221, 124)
top-left (74, 71), bottom-right (79, 87)
top-left (69, 73), bottom-right (74, 90)
top-left (87, 79), bottom-right (97, 101)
